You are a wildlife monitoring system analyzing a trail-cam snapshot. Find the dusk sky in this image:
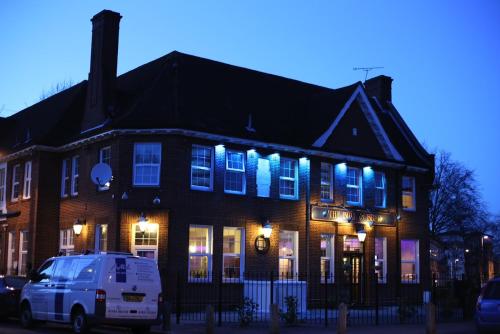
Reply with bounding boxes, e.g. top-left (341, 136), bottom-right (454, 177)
top-left (1, 1), bottom-right (499, 215)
